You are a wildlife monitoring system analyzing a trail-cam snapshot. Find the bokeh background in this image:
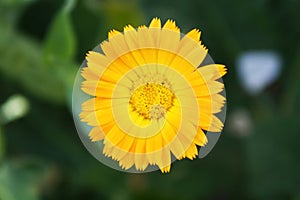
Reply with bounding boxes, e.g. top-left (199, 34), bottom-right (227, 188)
top-left (1, 0), bottom-right (300, 199)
